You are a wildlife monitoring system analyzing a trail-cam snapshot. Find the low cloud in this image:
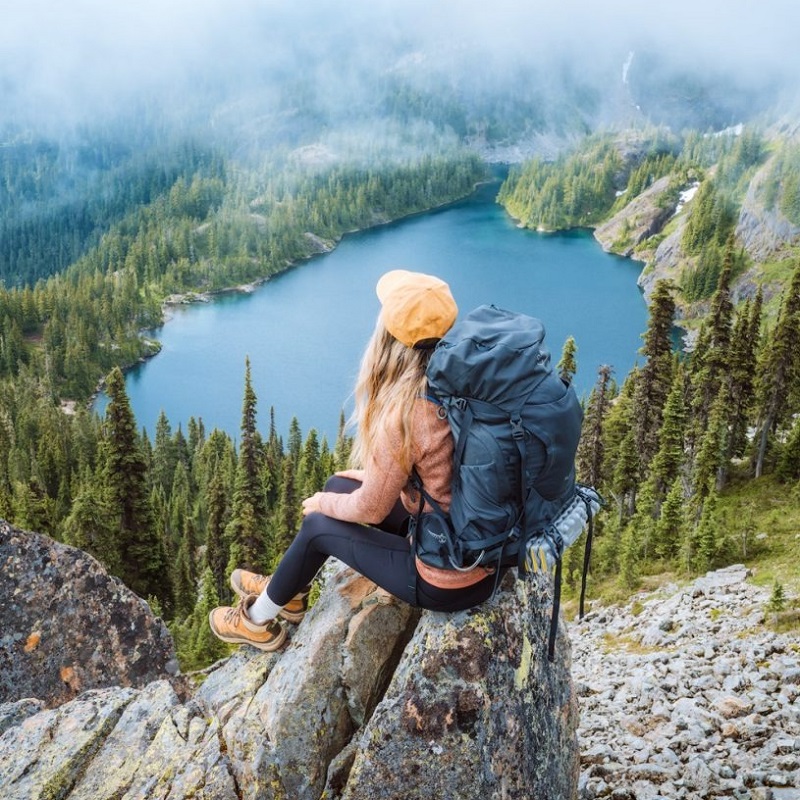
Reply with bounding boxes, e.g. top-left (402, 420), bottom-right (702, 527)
top-left (2, 0), bottom-right (797, 132)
